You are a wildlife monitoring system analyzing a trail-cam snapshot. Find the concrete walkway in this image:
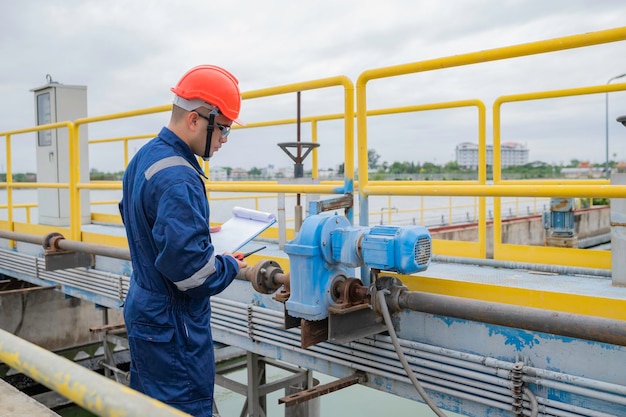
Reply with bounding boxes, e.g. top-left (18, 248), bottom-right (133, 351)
top-left (0, 379), bottom-right (60, 416)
